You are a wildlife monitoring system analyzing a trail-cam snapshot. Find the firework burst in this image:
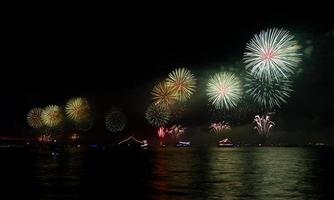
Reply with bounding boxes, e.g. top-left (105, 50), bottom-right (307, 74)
top-left (69, 133), bottom-right (80, 141)
top-left (41, 105), bottom-right (64, 128)
top-left (158, 127), bottom-right (167, 139)
top-left (37, 134), bottom-right (53, 143)
top-left (207, 72), bottom-right (242, 110)
top-left (166, 68), bottom-right (196, 102)
top-left (209, 122), bottom-right (231, 133)
top-left (243, 28), bottom-right (302, 80)
top-left (105, 109), bottom-right (126, 132)
top-left (151, 81), bottom-right (177, 109)
top-left (65, 97), bottom-right (91, 123)
top-left (27, 108), bottom-right (44, 128)
top-left (245, 73), bottom-right (293, 110)
top-left (254, 115), bottom-right (275, 137)
top-left (168, 125), bottom-right (185, 139)
top-left (145, 104), bottom-right (170, 127)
